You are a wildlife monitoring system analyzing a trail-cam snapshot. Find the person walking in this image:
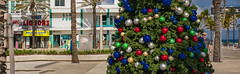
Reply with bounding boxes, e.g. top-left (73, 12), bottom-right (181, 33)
top-left (202, 32), bottom-right (212, 61)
